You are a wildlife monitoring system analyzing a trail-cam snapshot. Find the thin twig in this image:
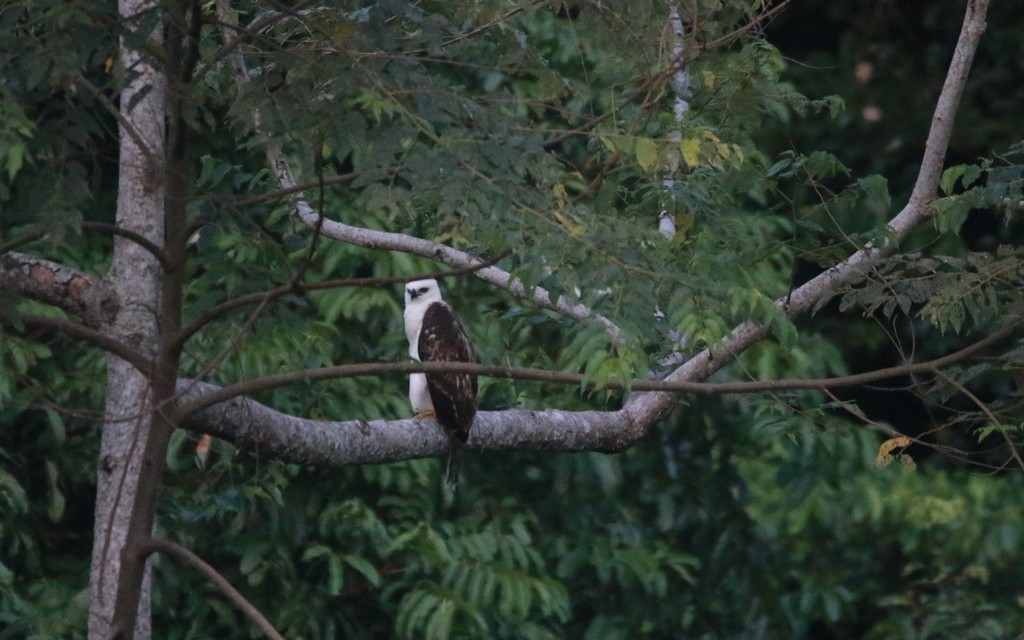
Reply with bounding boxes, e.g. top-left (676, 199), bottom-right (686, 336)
top-left (701, 0), bottom-right (794, 50)
top-left (624, 0), bottom-right (992, 426)
top-left (0, 230), bottom-right (47, 256)
top-left (173, 250), bottom-right (510, 348)
top-left (16, 314), bottom-right (152, 373)
top-left (140, 538), bottom-right (285, 640)
top-left (81, 222), bottom-right (169, 267)
top-left (441, 0), bottom-right (550, 46)
top-left (174, 324), bottom-right (1013, 420)
top-left (291, 156), bottom-right (327, 286)
top-left (73, 73), bottom-right (161, 173)
top-left (0, 223), bottom-right (167, 266)
top-left (934, 370), bottom-right (1024, 472)
top-left (235, 169), bottom-right (384, 207)
top-left (191, 0), bottom-right (321, 85)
